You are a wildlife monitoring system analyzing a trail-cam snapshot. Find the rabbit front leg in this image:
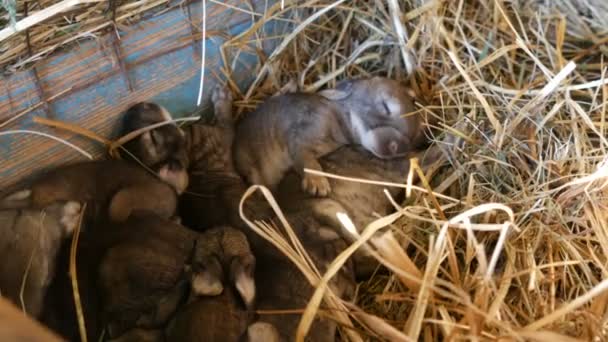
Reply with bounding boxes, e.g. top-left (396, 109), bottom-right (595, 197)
top-left (292, 149), bottom-right (331, 197)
